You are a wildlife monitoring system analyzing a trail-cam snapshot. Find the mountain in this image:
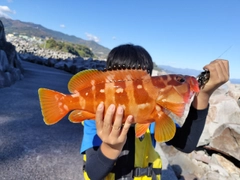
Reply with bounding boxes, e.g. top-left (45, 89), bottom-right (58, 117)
top-left (159, 65), bottom-right (202, 76)
top-left (159, 65), bottom-right (240, 84)
top-left (230, 79), bottom-right (240, 84)
top-left (0, 17), bottom-right (110, 59)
